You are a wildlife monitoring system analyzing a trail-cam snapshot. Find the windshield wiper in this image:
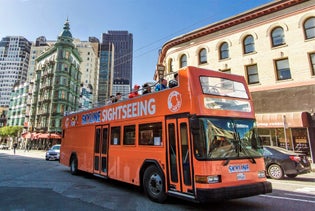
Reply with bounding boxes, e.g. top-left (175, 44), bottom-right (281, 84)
top-left (239, 141), bottom-right (256, 164)
top-left (223, 159), bottom-right (230, 166)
